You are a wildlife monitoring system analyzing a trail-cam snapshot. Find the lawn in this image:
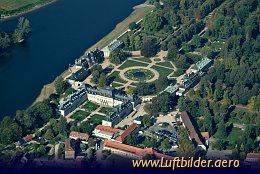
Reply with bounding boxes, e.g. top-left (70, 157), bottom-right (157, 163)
top-left (151, 65), bottom-right (173, 77)
top-left (226, 127), bottom-right (243, 144)
top-left (87, 5), bottom-right (155, 50)
top-left (99, 107), bottom-right (113, 114)
top-left (71, 110), bottom-right (90, 122)
top-left (86, 114), bottom-right (105, 125)
top-left (156, 61), bottom-right (173, 68)
top-left (132, 57), bottom-right (152, 63)
top-left (108, 71), bottom-right (127, 83)
top-left (0, 0), bottom-right (52, 13)
top-left (83, 102), bottom-right (99, 112)
top-left (112, 82), bottom-right (124, 88)
top-left (118, 60), bottom-right (149, 70)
